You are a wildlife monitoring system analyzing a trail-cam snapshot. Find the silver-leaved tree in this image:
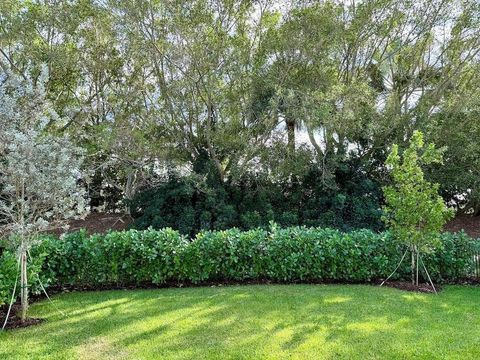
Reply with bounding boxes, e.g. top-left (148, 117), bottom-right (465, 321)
top-left (382, 131), bottom-right (454, 288)
top-left (0, 67), bottom-right (88, 321)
